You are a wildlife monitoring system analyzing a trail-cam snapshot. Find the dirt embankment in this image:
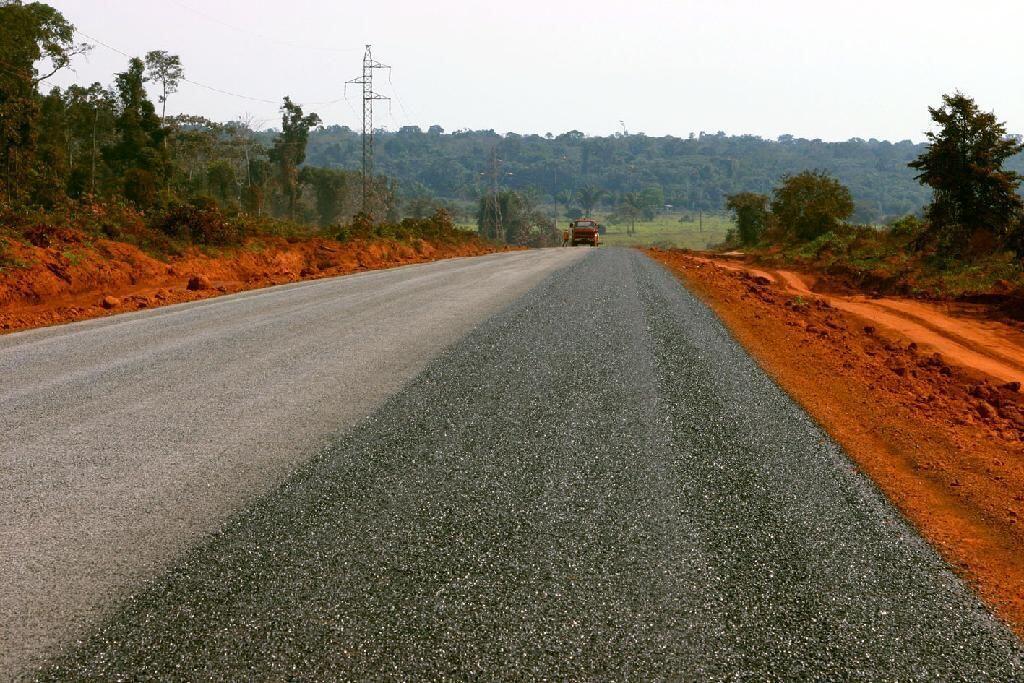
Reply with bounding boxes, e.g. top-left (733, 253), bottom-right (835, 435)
top-left (650, 248), bottom-right (1024, 637)
top-left (0, 231), bottom-right (500, 334)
